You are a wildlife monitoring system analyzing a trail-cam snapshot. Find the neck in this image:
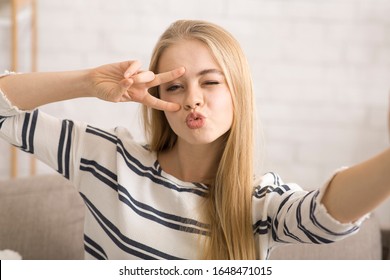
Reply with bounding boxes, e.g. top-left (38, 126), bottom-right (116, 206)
top-left (158, 138), bottom-right (225, 184)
